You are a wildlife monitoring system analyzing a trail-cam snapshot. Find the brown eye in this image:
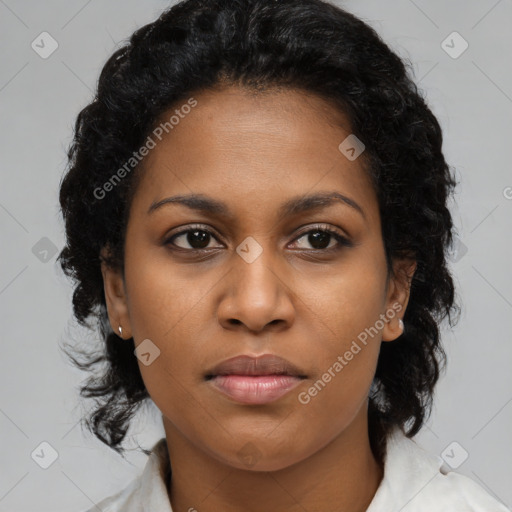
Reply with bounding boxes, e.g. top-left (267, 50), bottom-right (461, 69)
top-left (302, 230), bottom-right (332, 250)
top-left (165, 225), bottom-right (223, 250)
top-left (290, 225), bottom-right (353, 251)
